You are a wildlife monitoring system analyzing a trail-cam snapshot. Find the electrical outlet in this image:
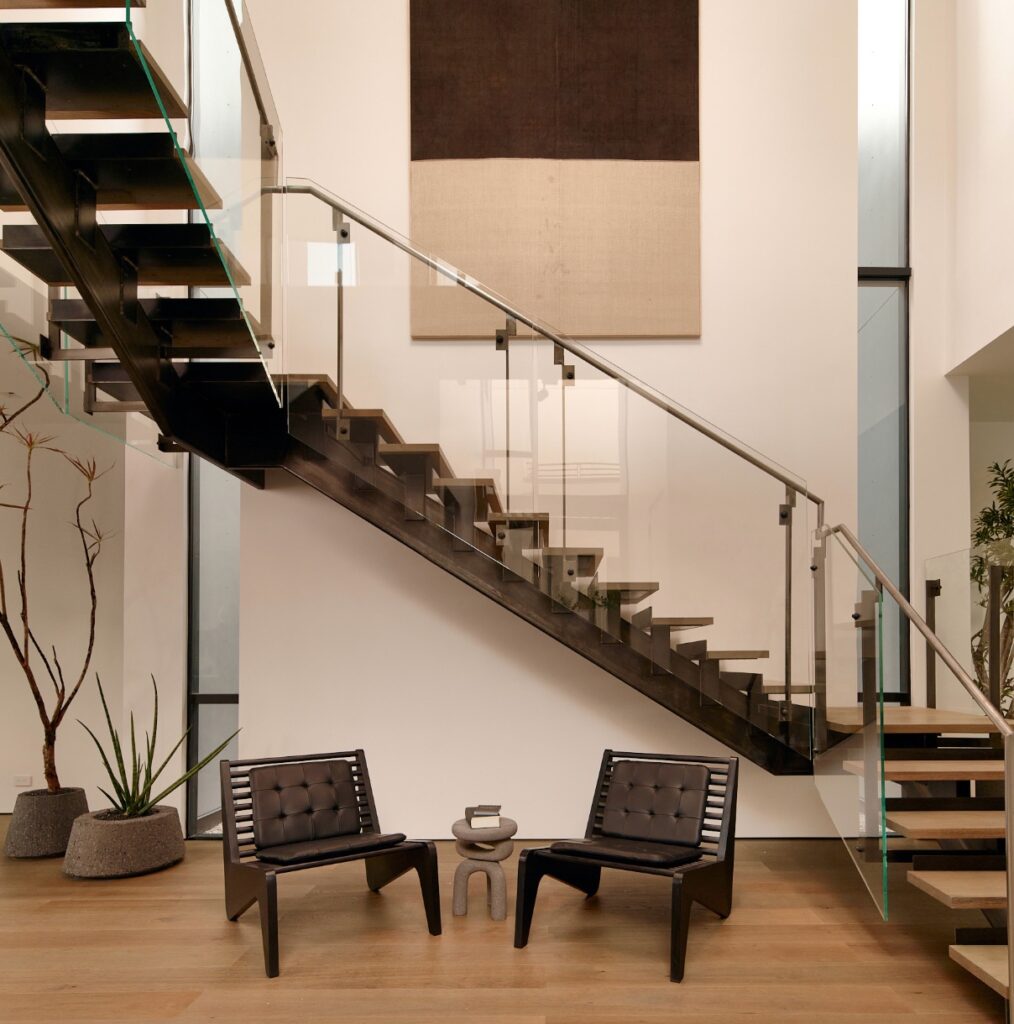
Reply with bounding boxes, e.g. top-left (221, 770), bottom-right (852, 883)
top-left (13, 775), bottom-right (32, 788)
